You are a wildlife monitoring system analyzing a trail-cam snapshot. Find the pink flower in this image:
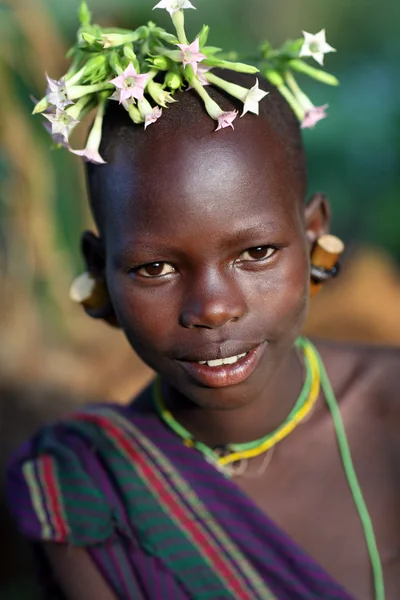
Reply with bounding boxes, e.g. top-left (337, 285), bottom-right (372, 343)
top-left (69, 148), bottom-right (106, 164)
top-left (176, 38), bottom-right (206, 76)
top-left (144, 106), bottom-right (163, 129)
top-left (110, 62), bottom-right (152, 104)
top-left (186, 65), bottom-right (211, 91)
top-left (301, 104), bottom-right (329, 129)
top-left (196, 64), bottom-right (211, 86)
top-left (215, 110), bottom-right (238, 131)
